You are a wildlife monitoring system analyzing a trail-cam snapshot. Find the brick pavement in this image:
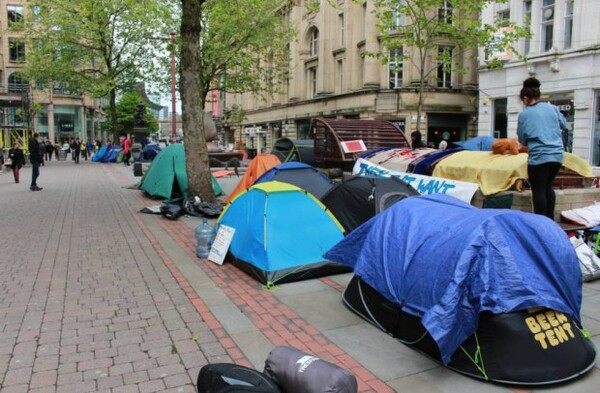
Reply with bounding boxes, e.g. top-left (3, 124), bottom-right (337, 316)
top-left (0, 161), bottom-right (230, 392)
top-left (2, 159), bottom-right (599, 393)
